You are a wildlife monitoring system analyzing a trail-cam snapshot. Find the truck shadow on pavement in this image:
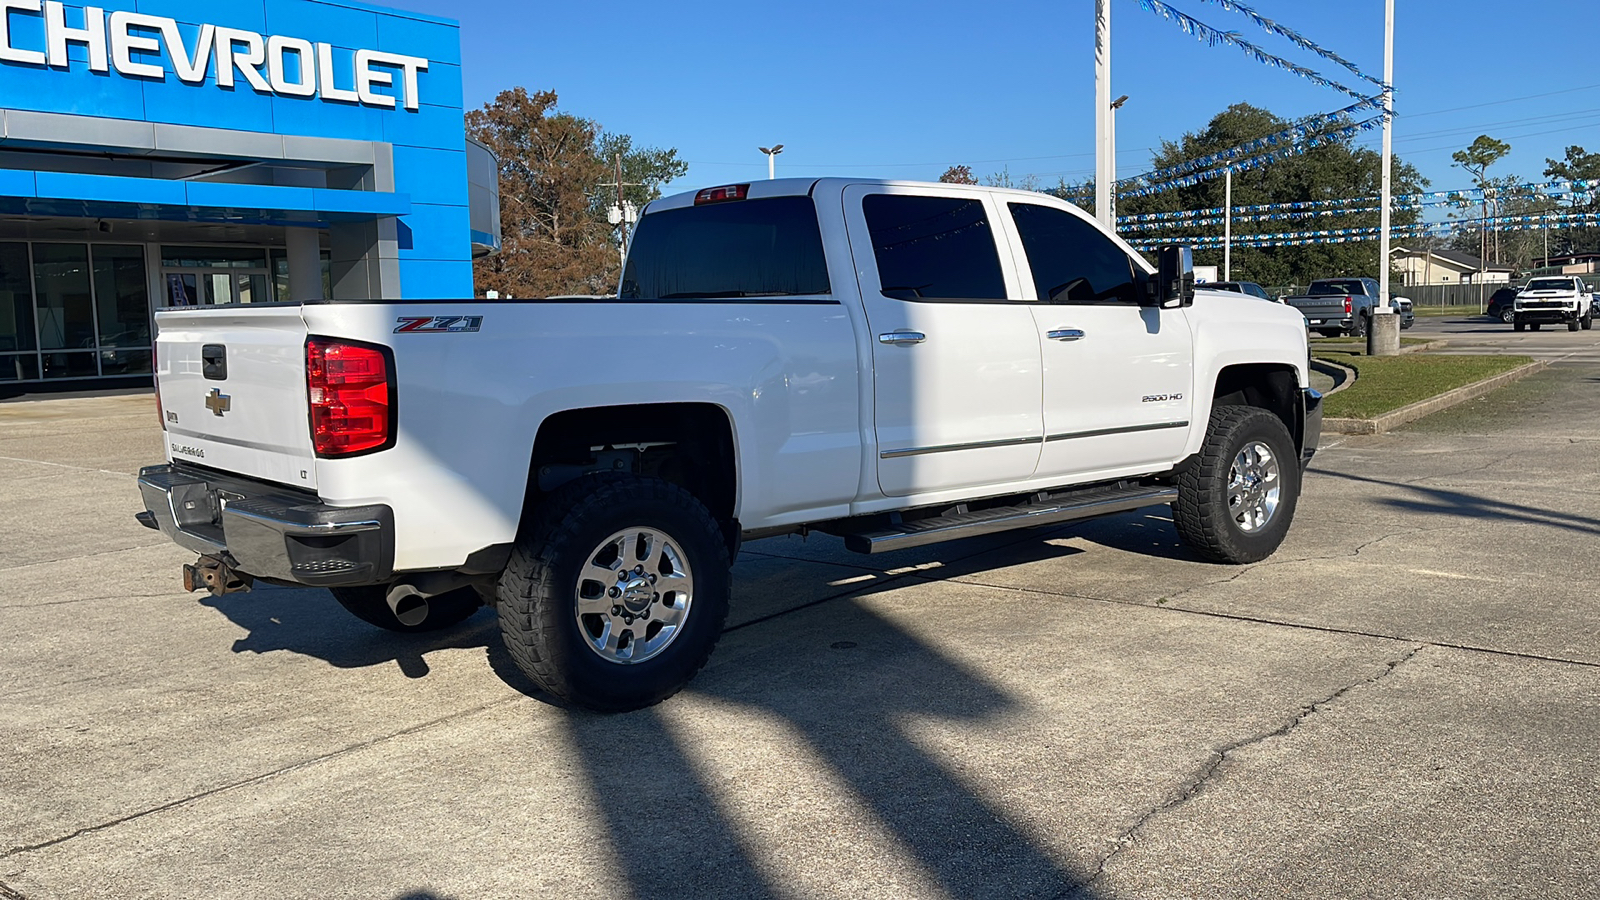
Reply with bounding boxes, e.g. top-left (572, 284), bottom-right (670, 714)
top-left (199, 585), bottom-right (500, 679)
top-left (487, 599), bottom-right (1100, 900)
top-left (1324, 470), bottom-right (1600, 536)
